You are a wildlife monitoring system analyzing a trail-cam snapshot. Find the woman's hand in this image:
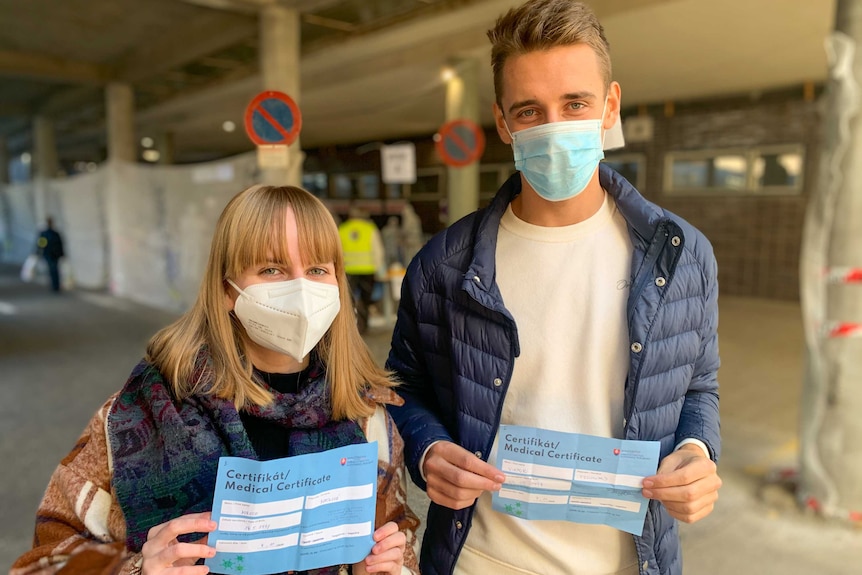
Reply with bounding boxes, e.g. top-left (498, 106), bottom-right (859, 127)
top-left (352, 522), bottom-right (406, 575)
top-left (141, 512), bottom-right (217, 575)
